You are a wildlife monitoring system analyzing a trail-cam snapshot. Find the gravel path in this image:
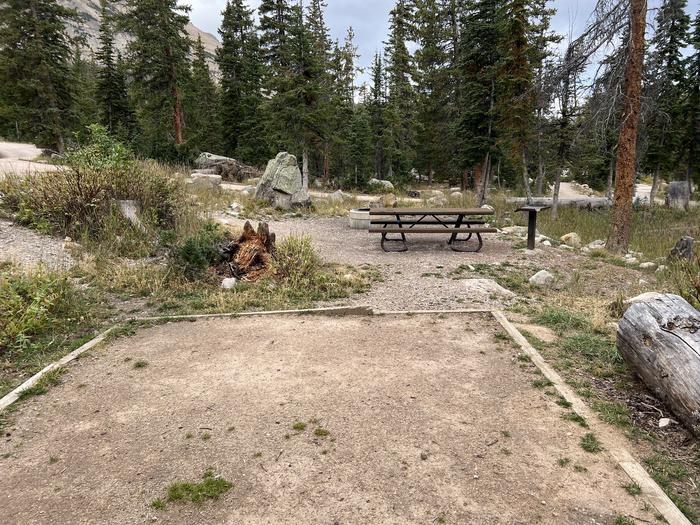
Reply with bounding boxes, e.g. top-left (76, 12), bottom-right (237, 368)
top-left (218, 216), bottom-right (582, 311)
top-left (0, 220), bottom-right (74, 270)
